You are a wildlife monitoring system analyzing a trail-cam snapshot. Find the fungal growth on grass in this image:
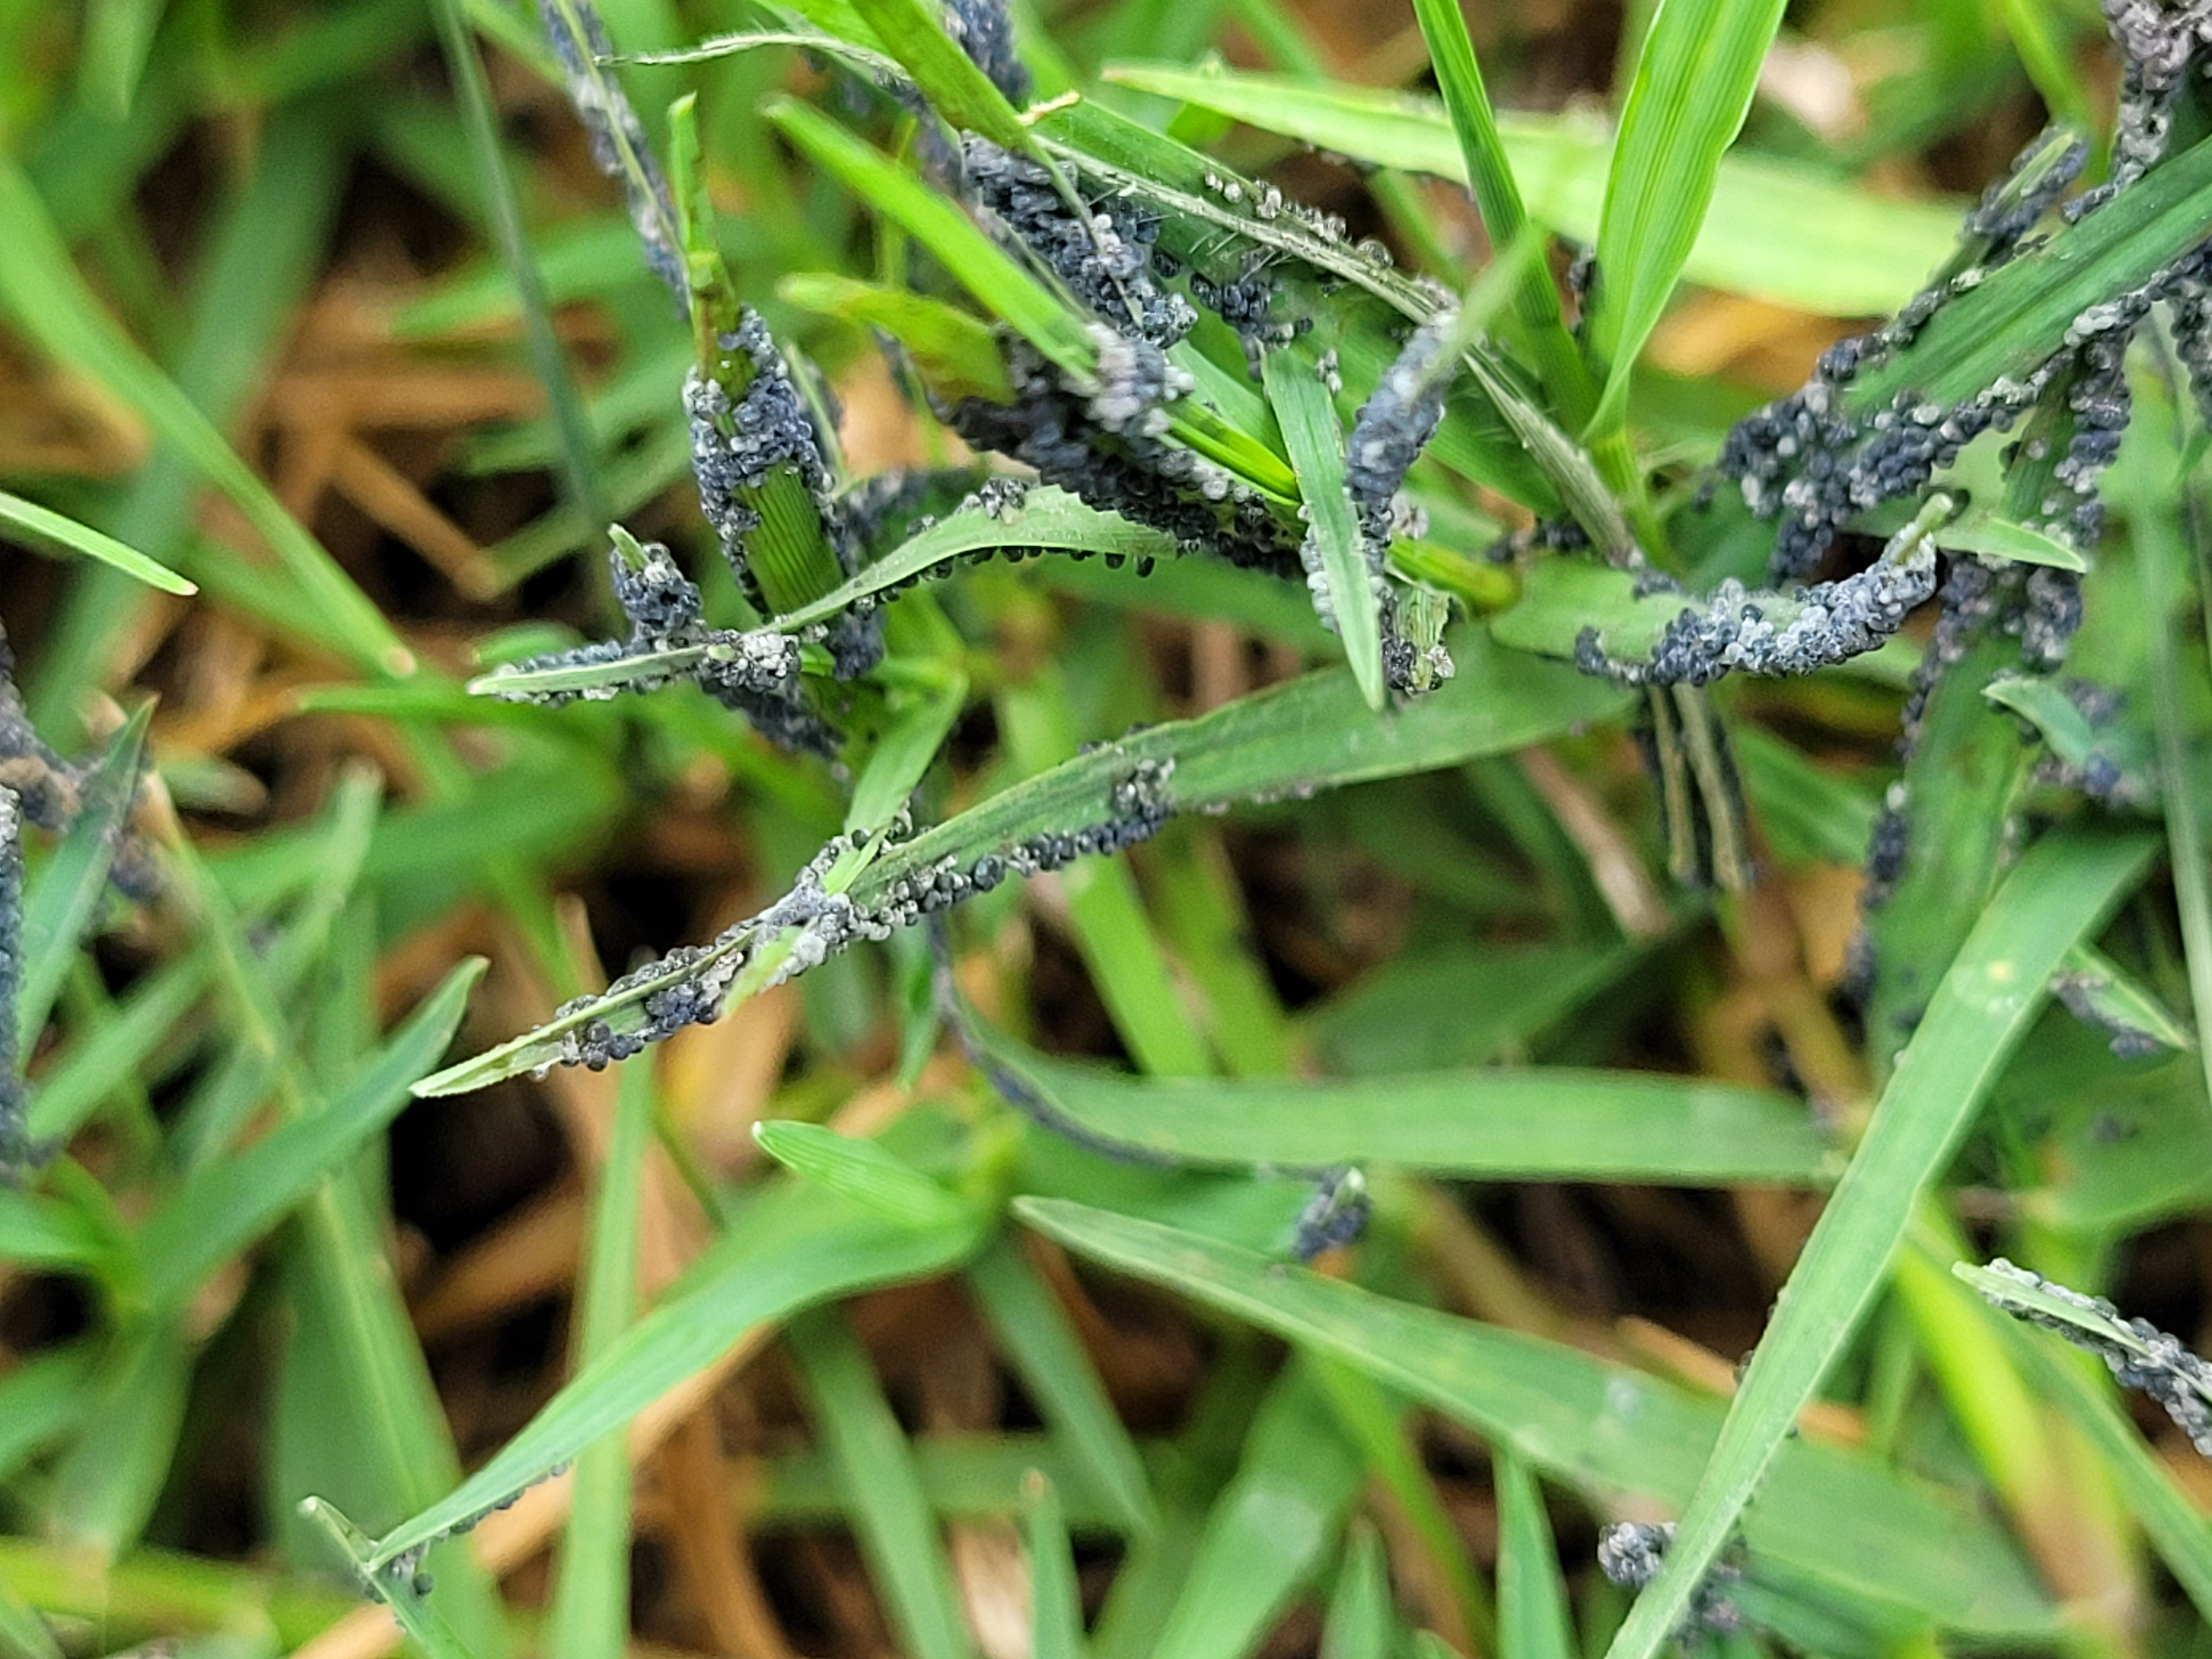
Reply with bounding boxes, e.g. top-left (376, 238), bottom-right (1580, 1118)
top-left (1596, 1522), bottom-right (1745, 1637)
top-left (539, 0), bottom-right (684, 301)
top-left (963, 138), bottom-right (1195, 348)
top-left (473, 528), bottom-right (835, 756)
top-left (535, 759), bottom-right (1180, 1074)
top-left (943, 0), bottom-right (1028, 104)
top-left (0, 787), bottom-right (25, 1178)
top-left (1964, 1258), bottom-right (2212, 1456)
